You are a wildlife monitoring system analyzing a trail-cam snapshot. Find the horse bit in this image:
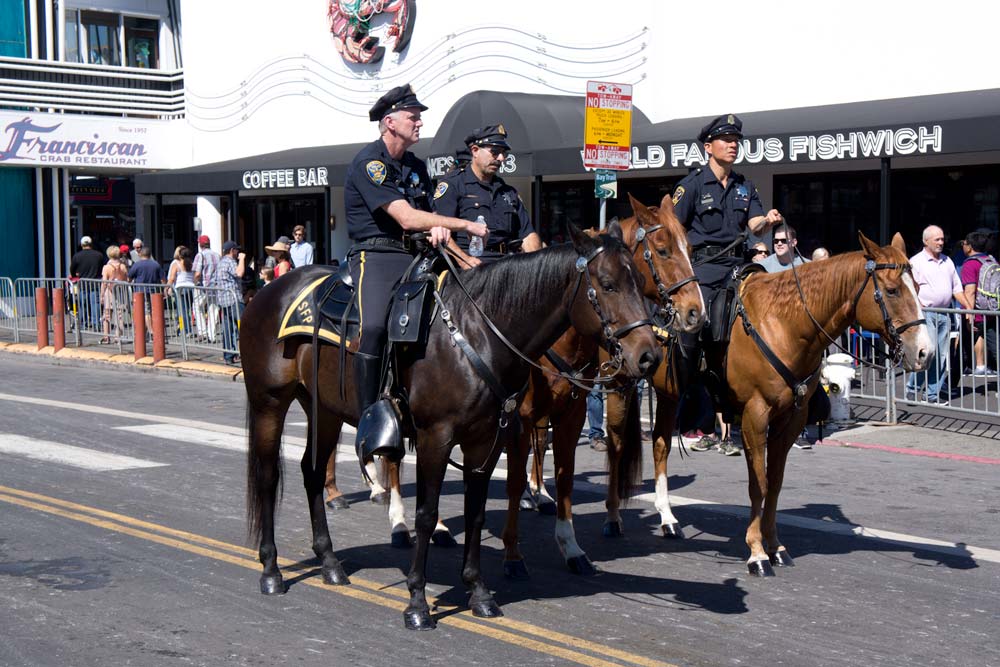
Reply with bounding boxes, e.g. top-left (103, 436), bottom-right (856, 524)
top-left (631, 223), bottom-right (699, 328)
top-left (849, 258), bottom-right (926, 366)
